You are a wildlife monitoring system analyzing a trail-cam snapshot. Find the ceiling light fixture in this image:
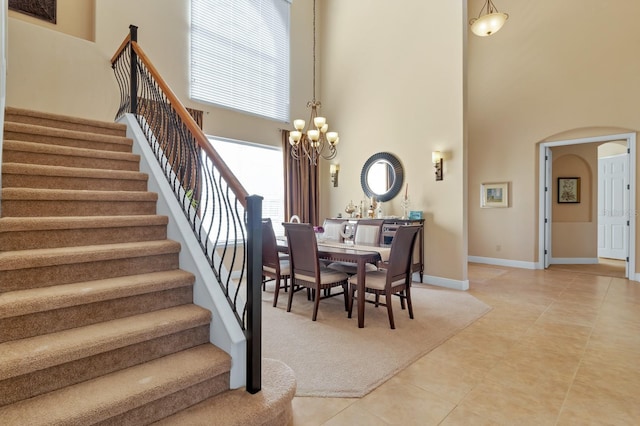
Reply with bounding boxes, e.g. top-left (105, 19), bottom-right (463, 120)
top-left (289, 0), bottom-right (339, 165)
top-left (469, 0), bottom-right (509, 37)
